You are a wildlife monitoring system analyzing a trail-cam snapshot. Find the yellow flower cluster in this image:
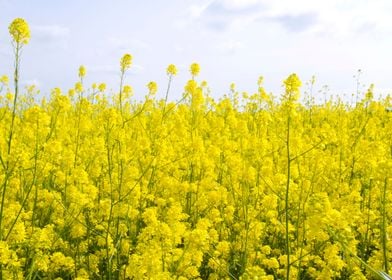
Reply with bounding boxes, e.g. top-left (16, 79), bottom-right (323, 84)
top-left (120, 53), bottom-right (132, 72)
top-left (190, 62), bottom-right (200, 77)
top-left (8, 18), bottom-right (30, 45)
top-left (1, 17), bottom-right (392, 280)
top-left (147, 81), bottom-right (158, 95)
top-left (283, 73), bottom-right (301, 102)
top-left (79, 65), bottom-right (87, 79)
top-left (167, 64), bottom-right (178, 76)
